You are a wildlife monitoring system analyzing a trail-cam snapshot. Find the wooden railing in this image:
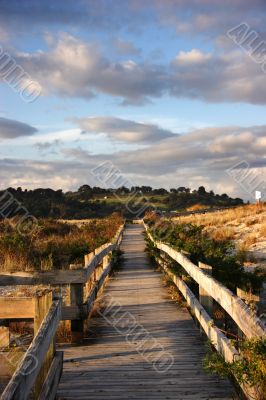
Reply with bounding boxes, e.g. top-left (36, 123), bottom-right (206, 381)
top-left (143, 222), bottom-right (266, 400)
top-left (0, 224), bottom-right (124, 341)
top-left (0, 224), bottom-right (124, 398)
top-left (0, 292), bottom-right (62, 400)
